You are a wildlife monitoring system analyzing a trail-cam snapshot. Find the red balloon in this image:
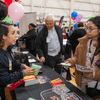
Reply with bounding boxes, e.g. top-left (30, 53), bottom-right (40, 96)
top-left (84, 23), bottom-right (86, 25)
top-left (4, 0), bottom-right (14, 7)
top-left (71, 16), bottom-right (76, 20)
